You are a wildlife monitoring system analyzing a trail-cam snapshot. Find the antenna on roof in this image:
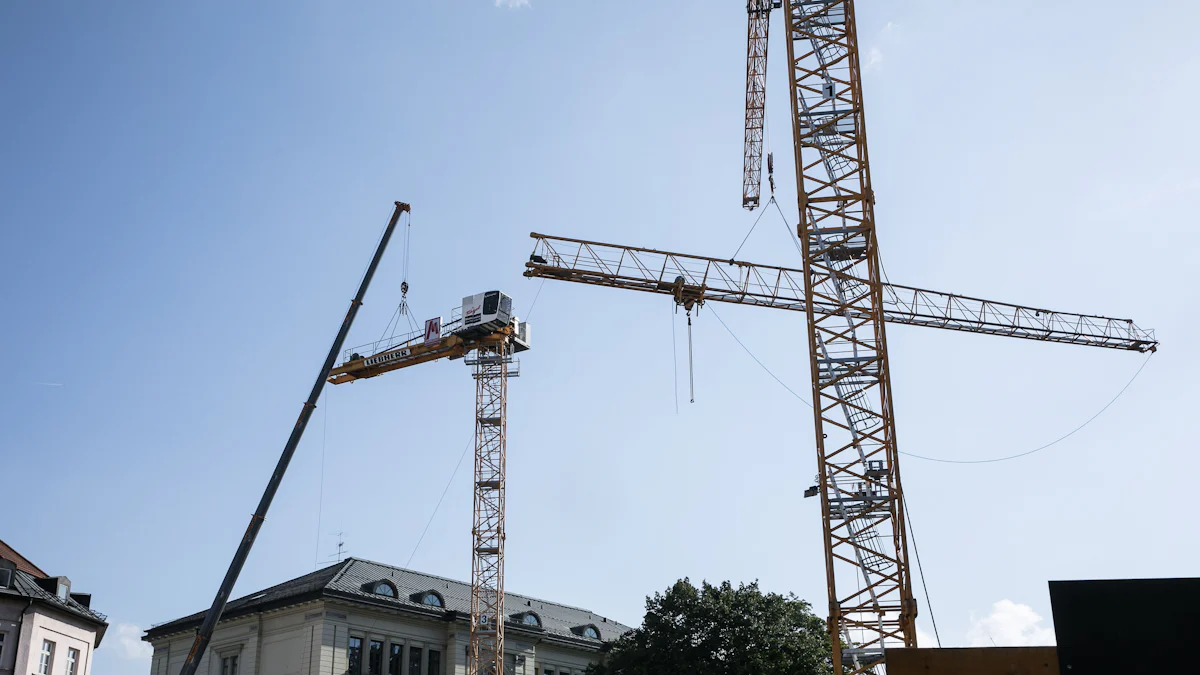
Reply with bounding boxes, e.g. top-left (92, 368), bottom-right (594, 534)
top-left (324, 532), bottom-right (348, 564)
